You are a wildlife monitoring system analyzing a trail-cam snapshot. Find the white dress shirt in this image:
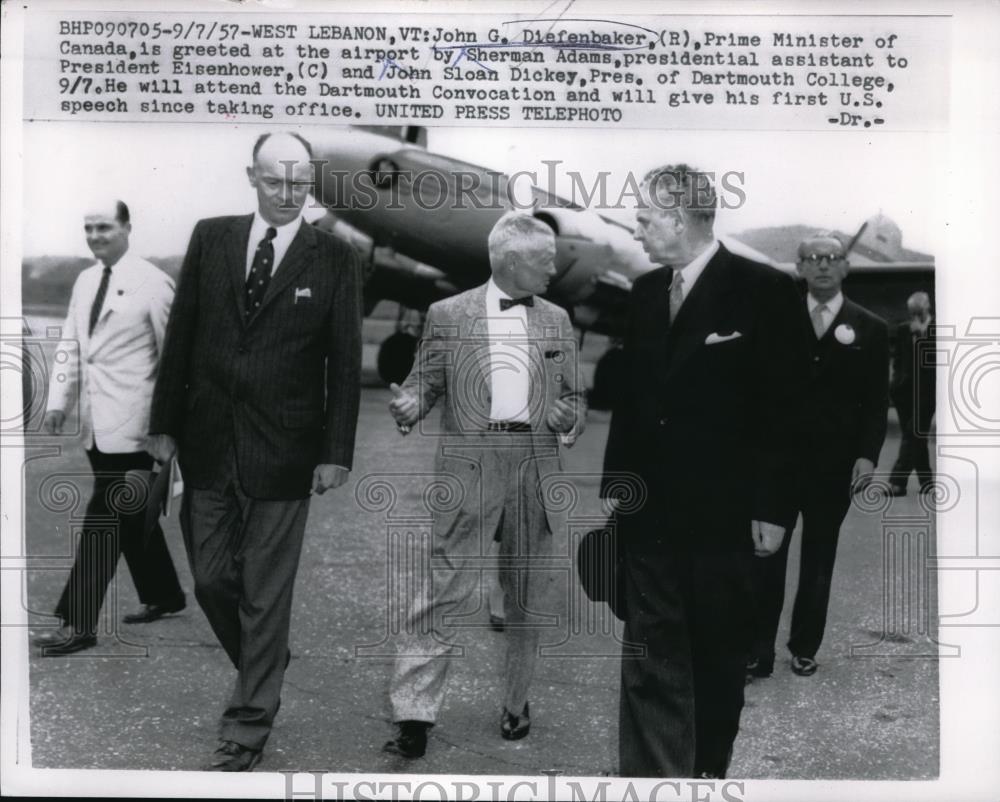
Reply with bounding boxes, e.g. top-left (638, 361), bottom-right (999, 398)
top-left (485, 279), bottom-right (532, 423)
top-left (807, 291), bottom-right (844, 337)
top-left (245, 212), bottom-right (303, 278)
